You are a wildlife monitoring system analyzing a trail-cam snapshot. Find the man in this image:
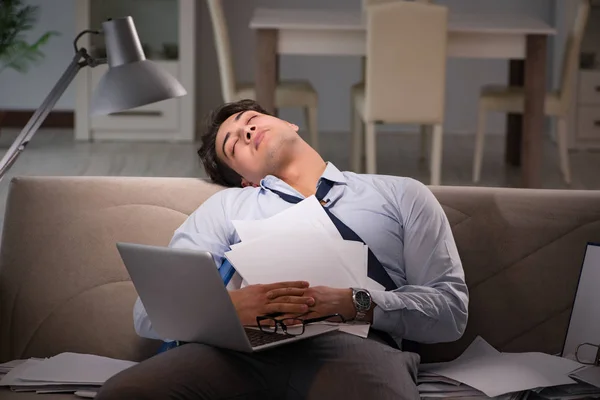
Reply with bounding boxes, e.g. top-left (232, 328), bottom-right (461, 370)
top-left (97, 99), bottom-right (469, 400)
